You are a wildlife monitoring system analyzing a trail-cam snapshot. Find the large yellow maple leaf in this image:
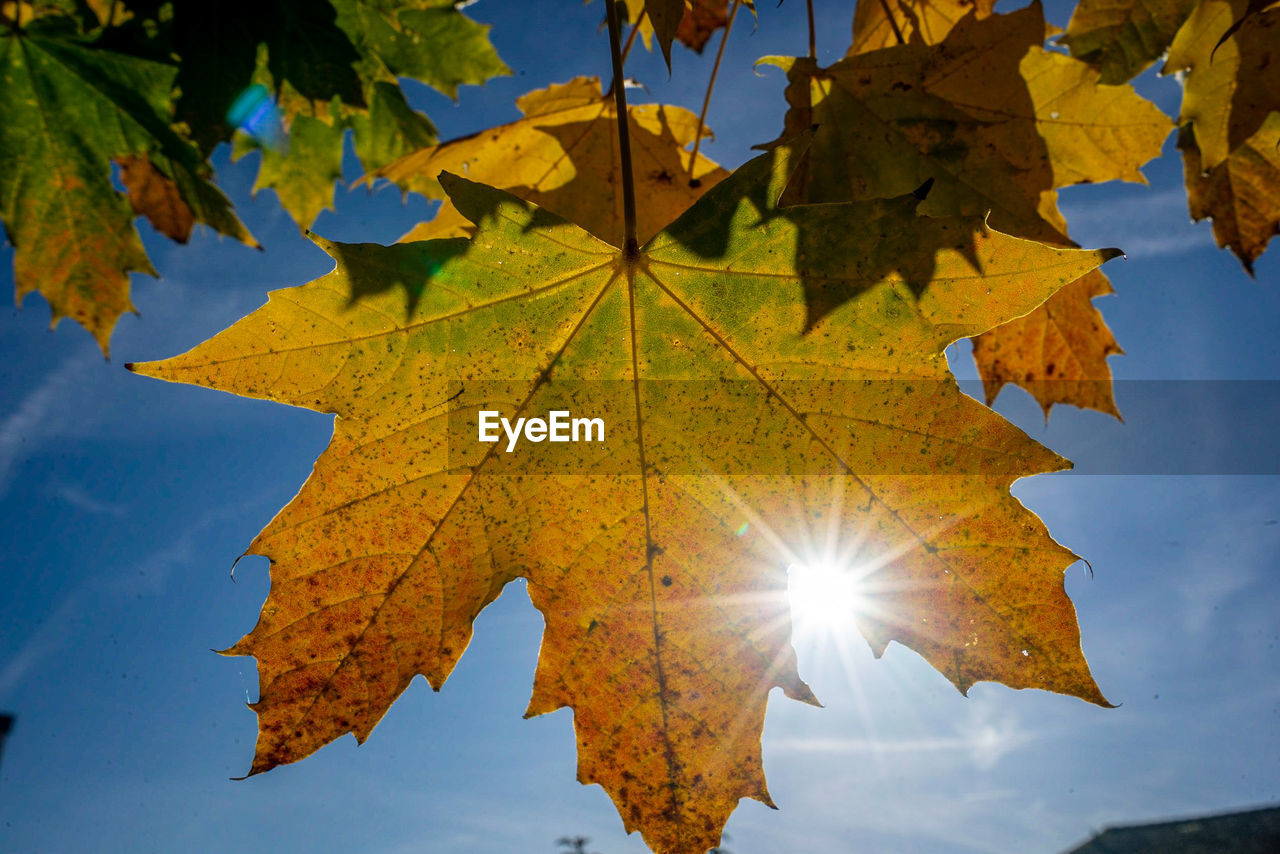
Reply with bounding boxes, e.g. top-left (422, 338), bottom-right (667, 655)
top-left (765, 4), bottom-right (1170, 417)
top-left (130, 145), bottom-right (1115, 853)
